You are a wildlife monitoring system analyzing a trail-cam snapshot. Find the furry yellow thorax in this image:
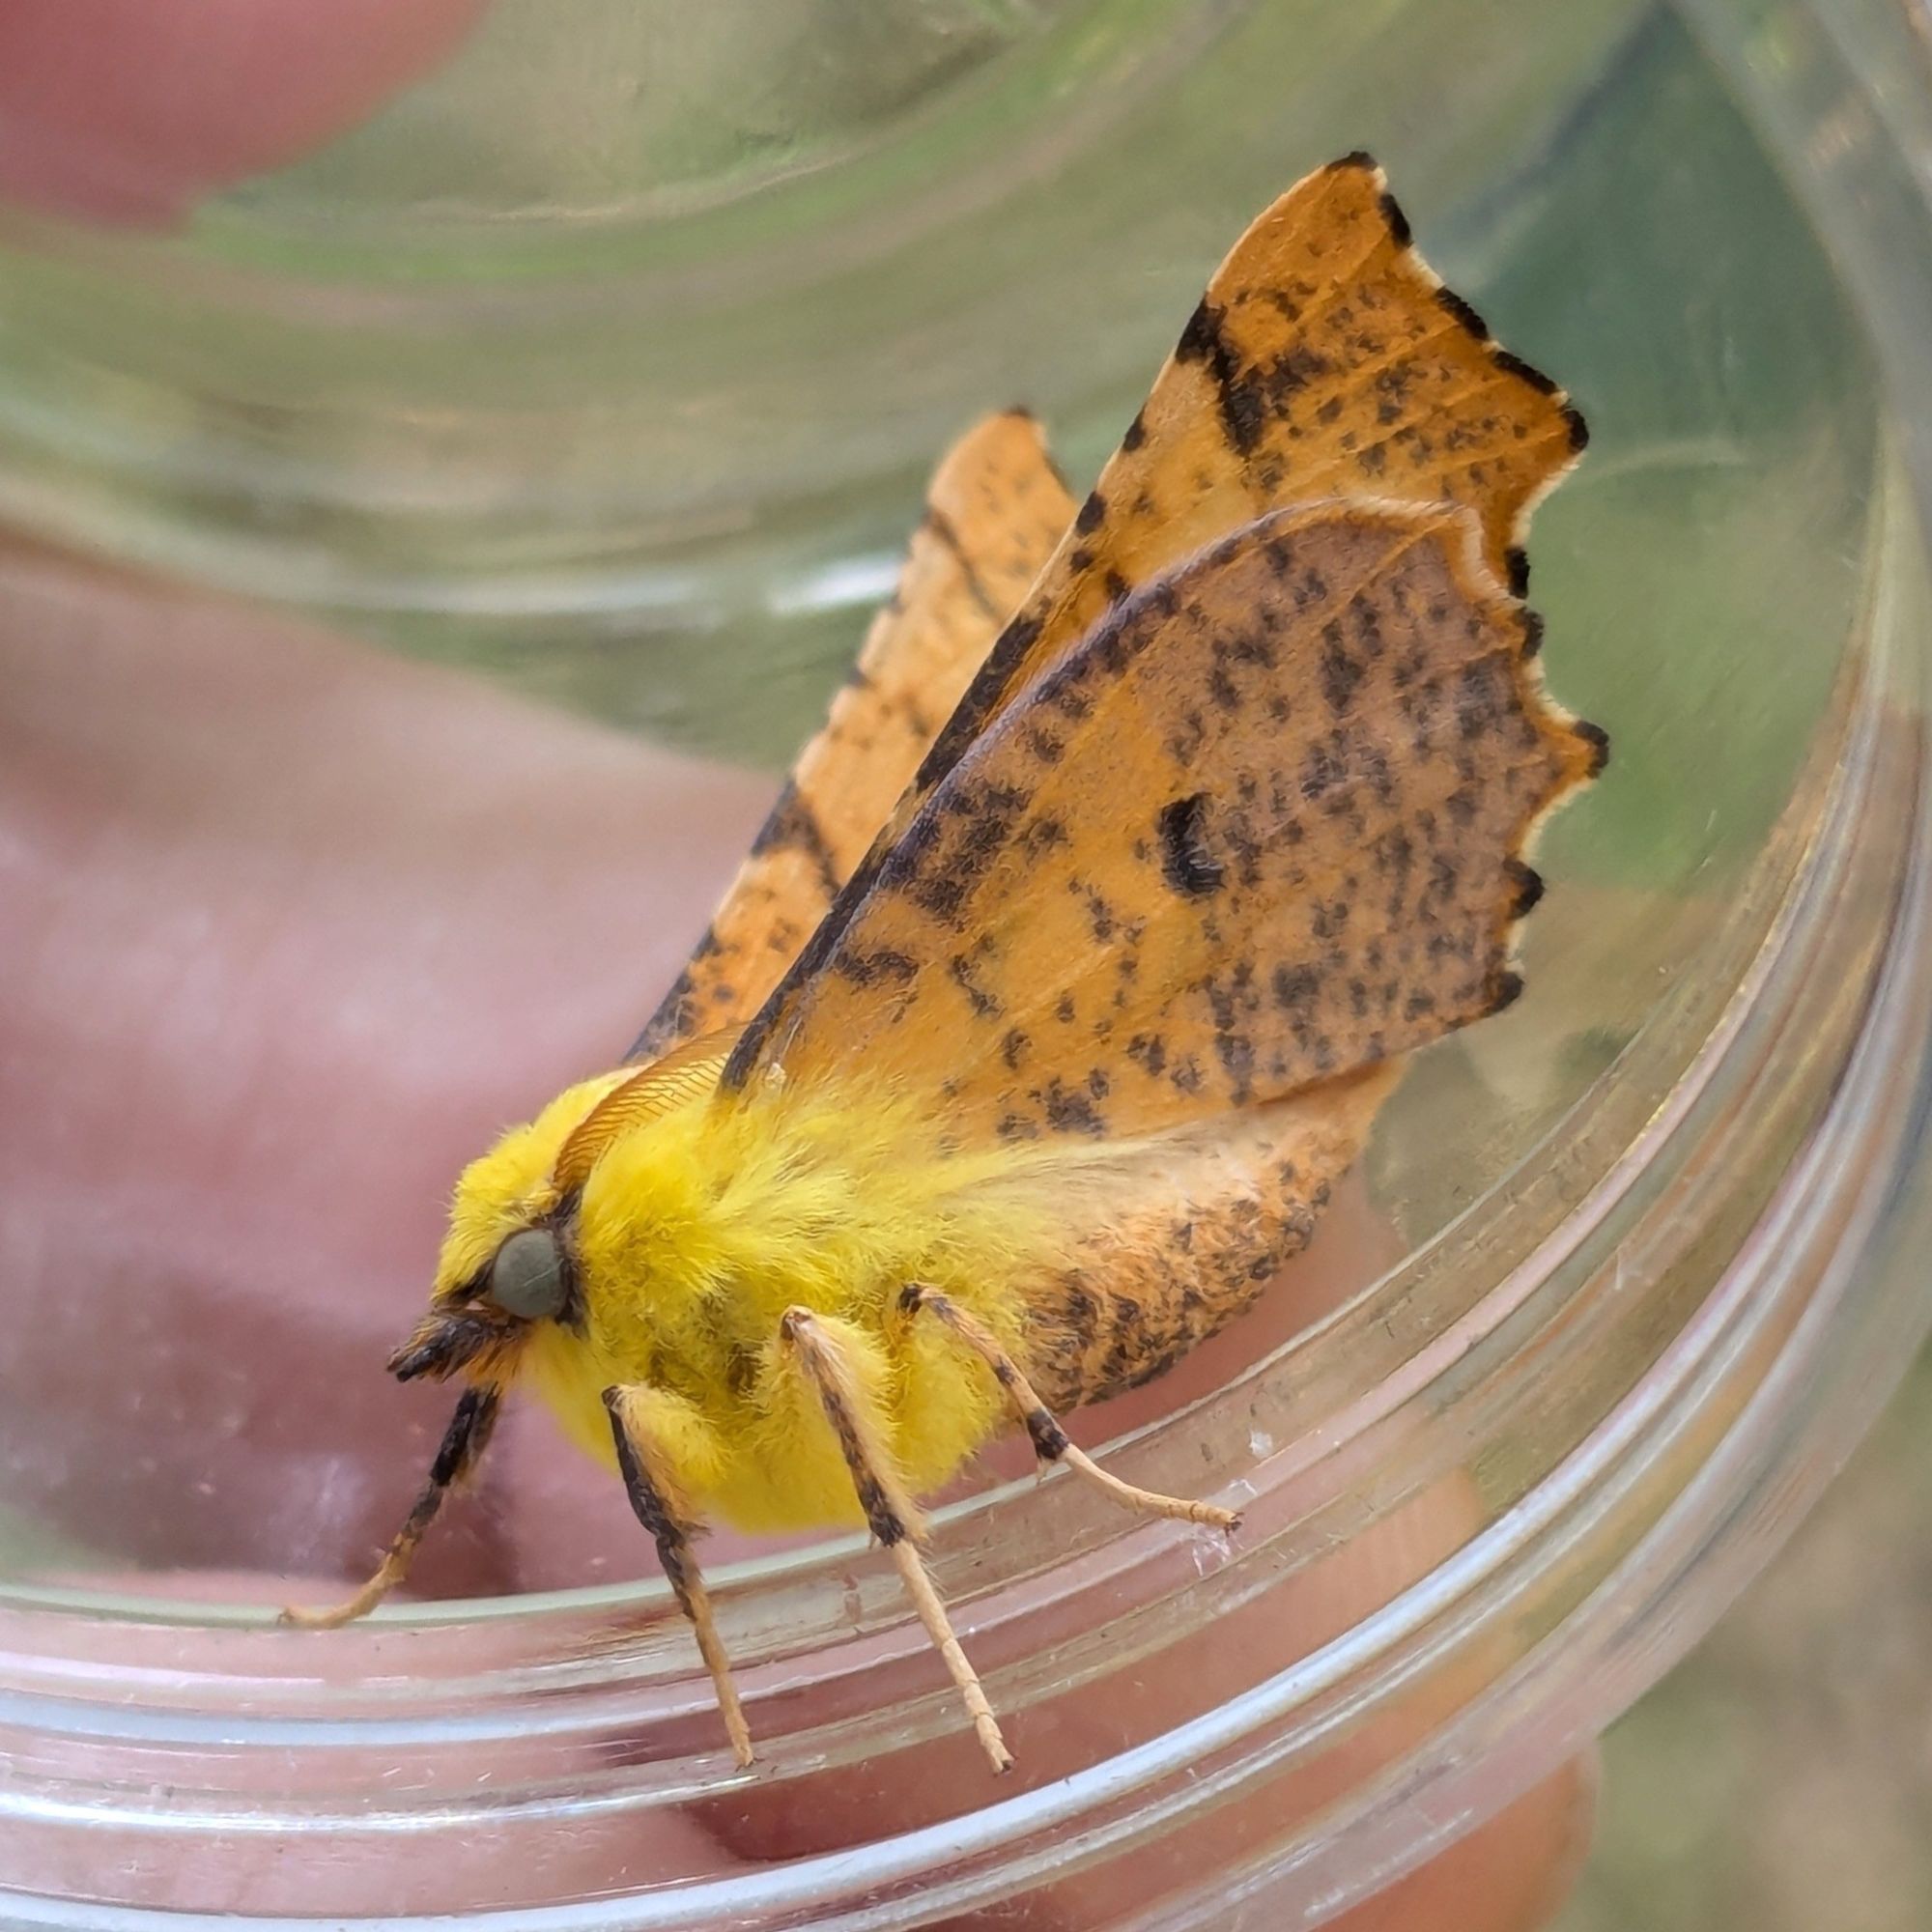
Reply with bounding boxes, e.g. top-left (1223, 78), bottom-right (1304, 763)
top-left (432, 1068), bottom-right (1093, 1533)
